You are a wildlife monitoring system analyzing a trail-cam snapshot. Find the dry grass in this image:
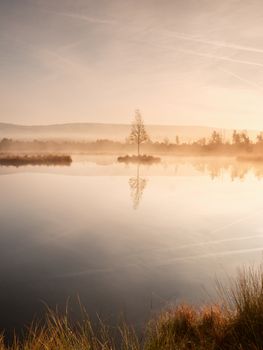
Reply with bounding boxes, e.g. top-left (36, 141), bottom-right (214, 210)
top-left (0, 308), bottom-right (140, 350)
top-left (1, 265), bottom-right (263, 349)
top-left (145, 264), bottom-right (263, 350)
